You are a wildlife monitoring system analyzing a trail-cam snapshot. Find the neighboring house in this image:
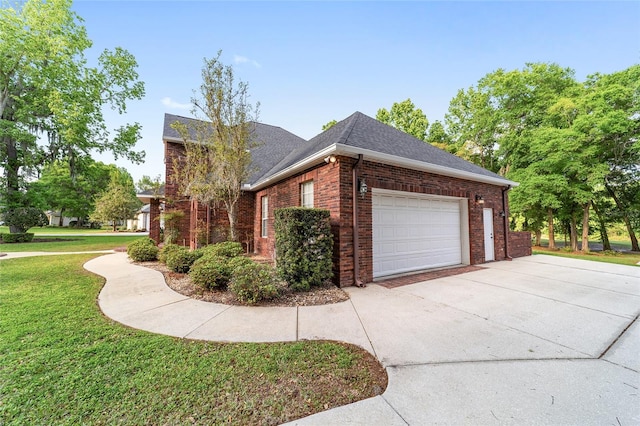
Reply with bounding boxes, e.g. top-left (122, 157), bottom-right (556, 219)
top-left (46, 211), bottom-right (75, 227)
top-left (157, 112), bottom-right (531, 287)
top-left (127, 204), bottom-right (151, 231)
